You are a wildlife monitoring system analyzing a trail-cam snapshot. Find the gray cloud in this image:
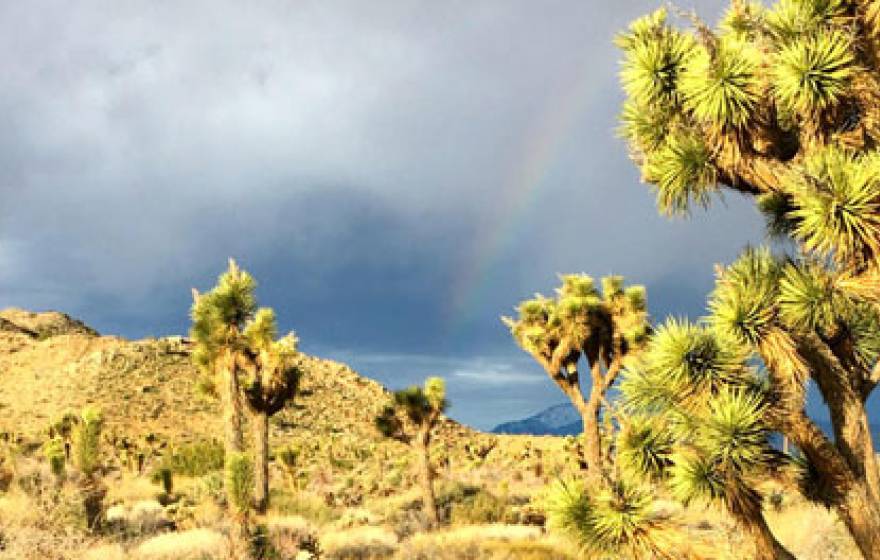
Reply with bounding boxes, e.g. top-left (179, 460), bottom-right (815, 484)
top-left (0, 1), bottom-right (796, 428)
